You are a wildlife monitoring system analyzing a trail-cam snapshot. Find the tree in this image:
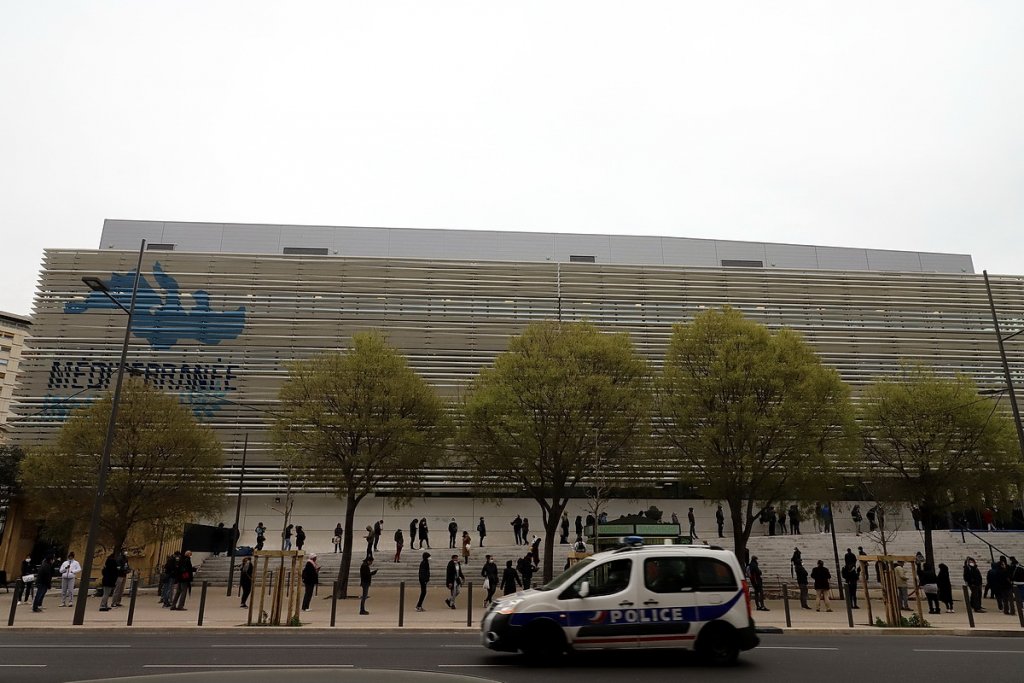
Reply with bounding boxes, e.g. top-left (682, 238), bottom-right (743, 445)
top-left (19, 378), bottom-right (224, 553)
top-left (0, 444), bottom-right (25, 544)
top-left (656, 306), bottom-right (857, 563)
top-left (859, 365), bottom-right (1022, 567)
top-left (461, 321), bottom-right (651, 582)
top-left (271, 332), bottom-right (448, 597)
